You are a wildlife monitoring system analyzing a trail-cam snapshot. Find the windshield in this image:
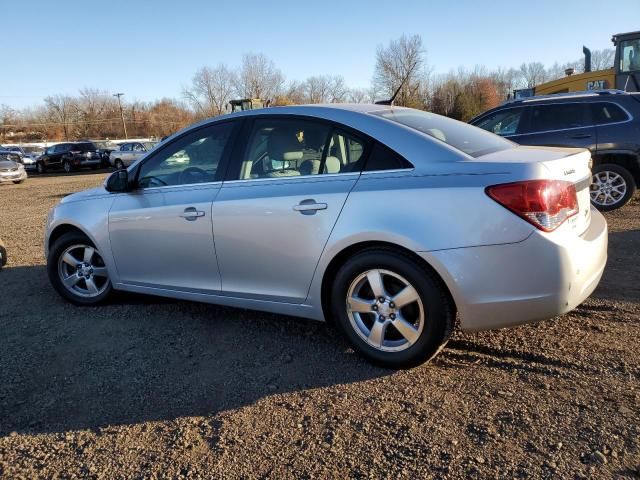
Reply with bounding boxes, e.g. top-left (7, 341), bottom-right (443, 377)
top-left (371, 109), bottom-right (514, 158)
top-left (22, 146), bottom-right (43, 154)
